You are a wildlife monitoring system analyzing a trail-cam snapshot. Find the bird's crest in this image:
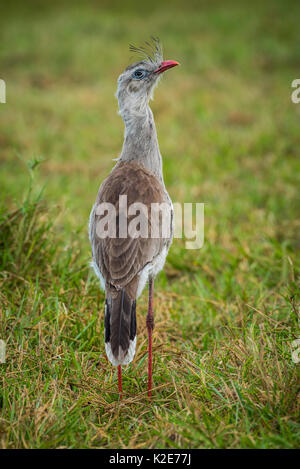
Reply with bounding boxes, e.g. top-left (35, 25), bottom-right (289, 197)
top-left (129, 37), bottom-right (163, 64)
